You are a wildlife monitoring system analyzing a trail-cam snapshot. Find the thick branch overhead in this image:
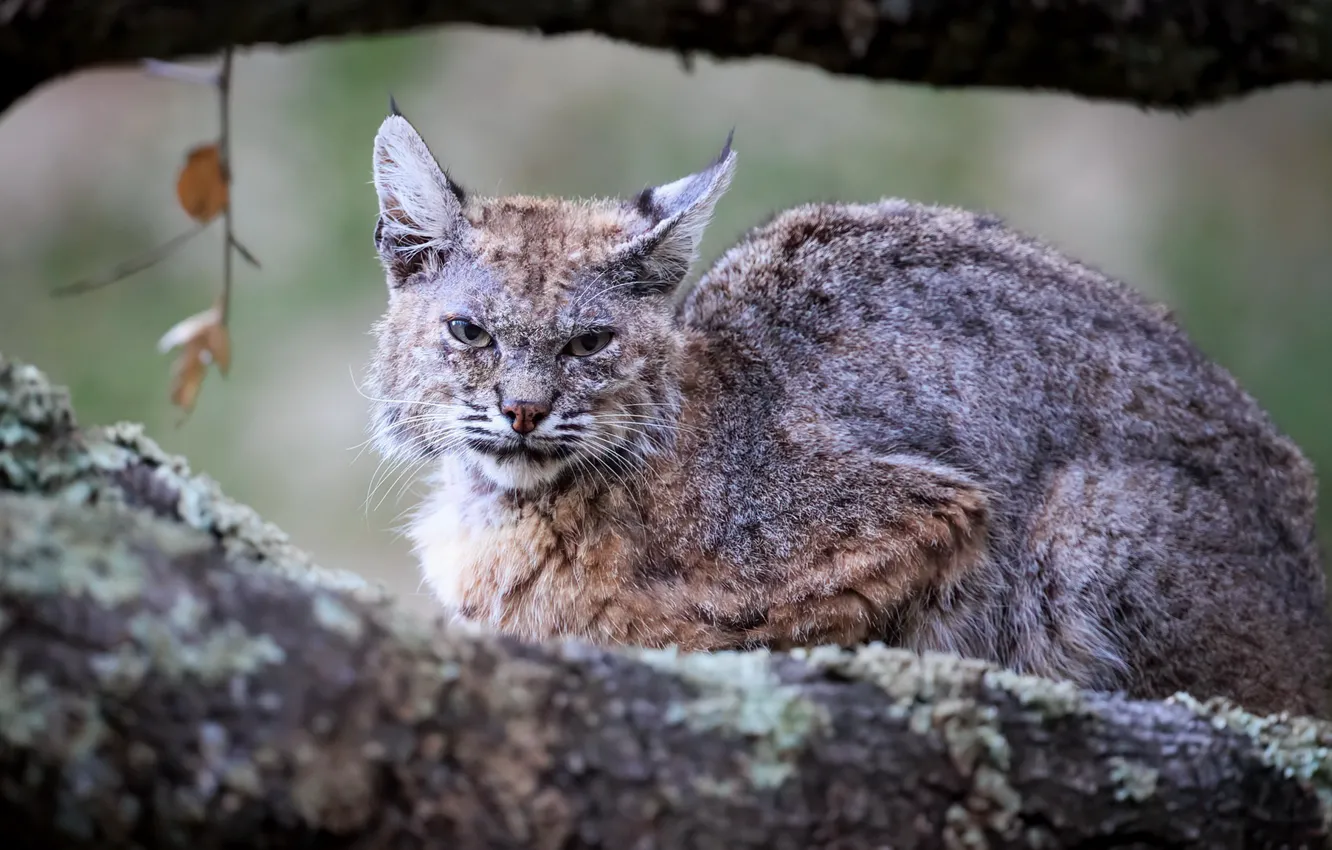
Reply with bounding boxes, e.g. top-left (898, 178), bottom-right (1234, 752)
top-left (3, 0), bottom-right (1332, 115)
top-left (3, 354), bottom-right (1332, 847)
